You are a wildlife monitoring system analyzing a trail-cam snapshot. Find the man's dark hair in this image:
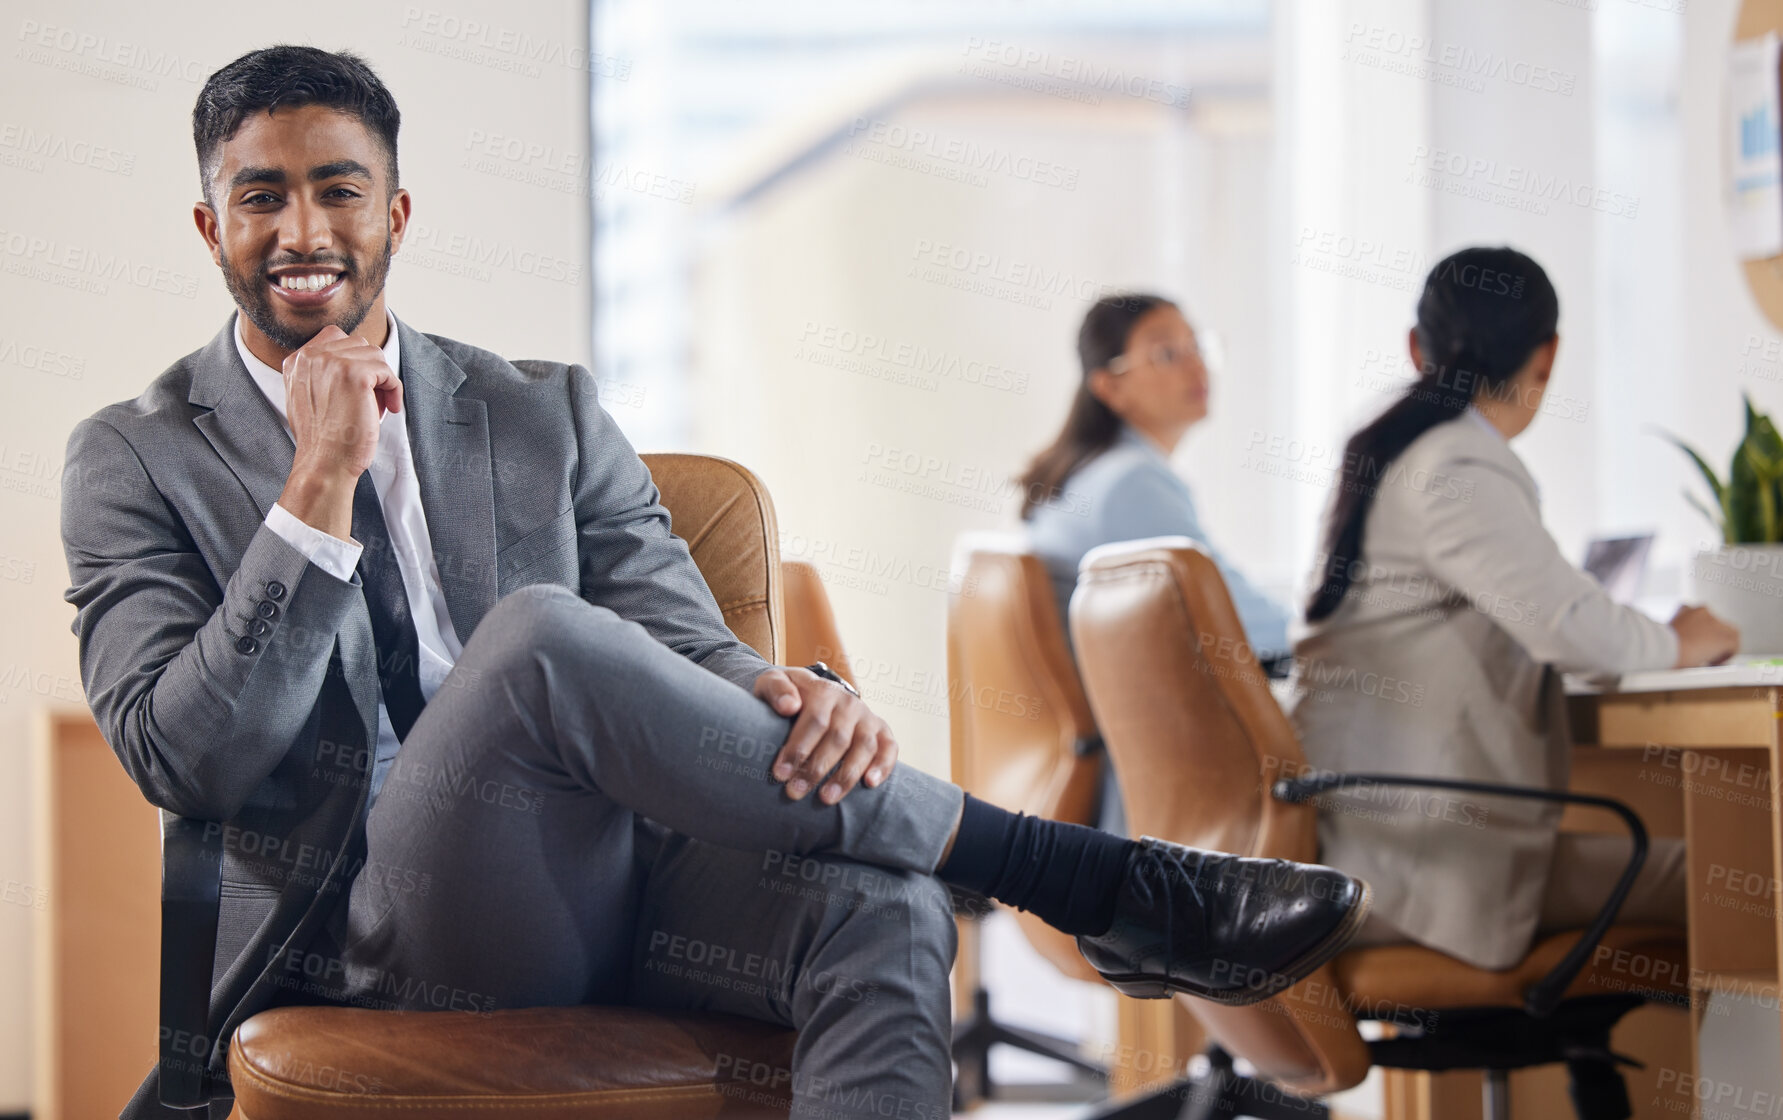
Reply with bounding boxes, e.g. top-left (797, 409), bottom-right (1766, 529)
top-left (193, 46), bottom-right (400, 203)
